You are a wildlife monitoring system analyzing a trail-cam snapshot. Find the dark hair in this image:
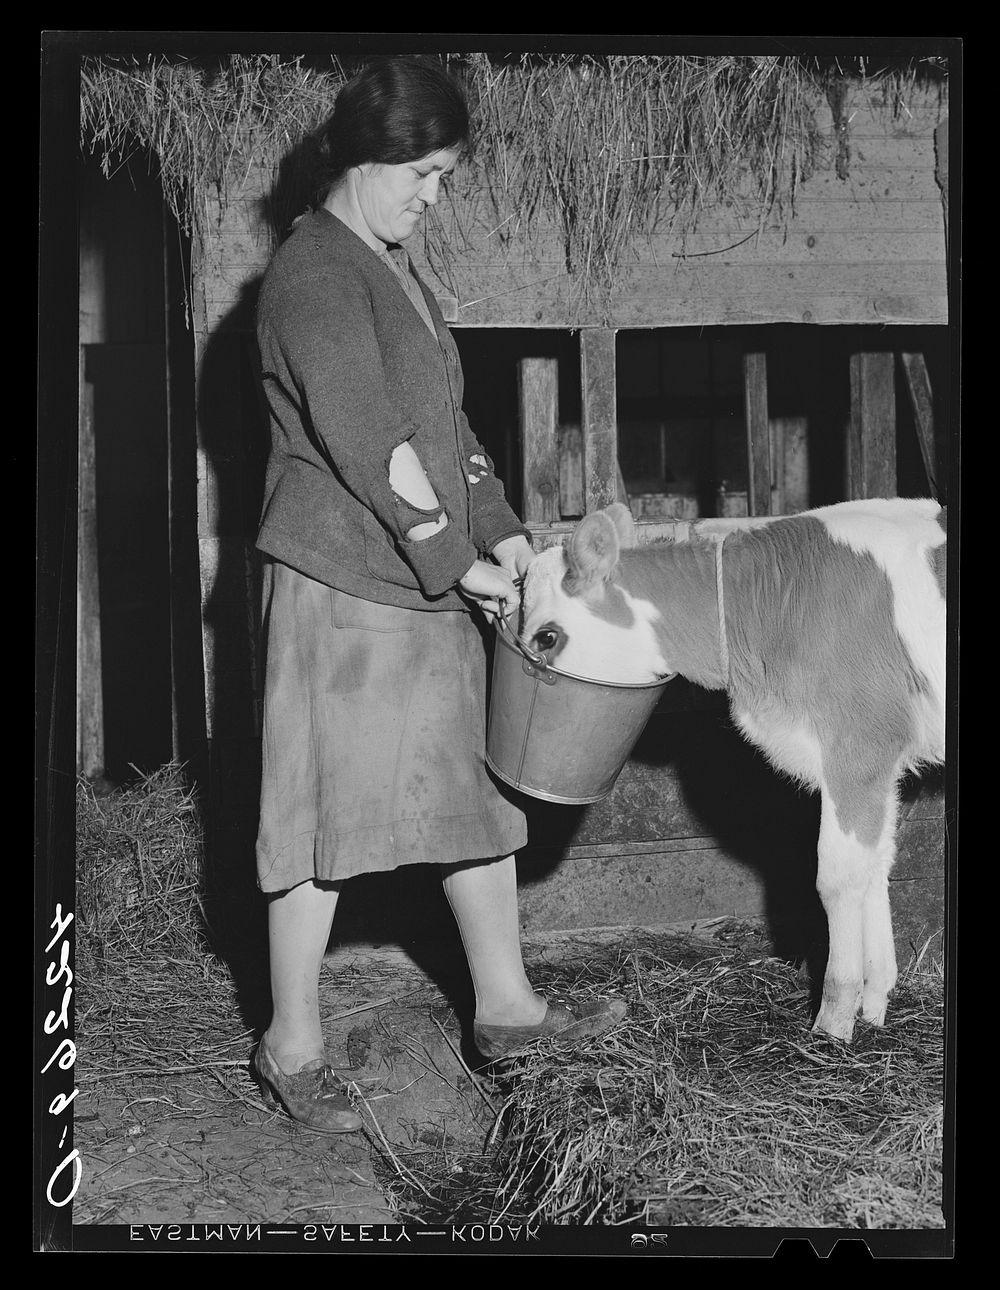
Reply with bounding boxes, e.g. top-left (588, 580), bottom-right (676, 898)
top-left (312, 57), bottom-right (470, 204)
